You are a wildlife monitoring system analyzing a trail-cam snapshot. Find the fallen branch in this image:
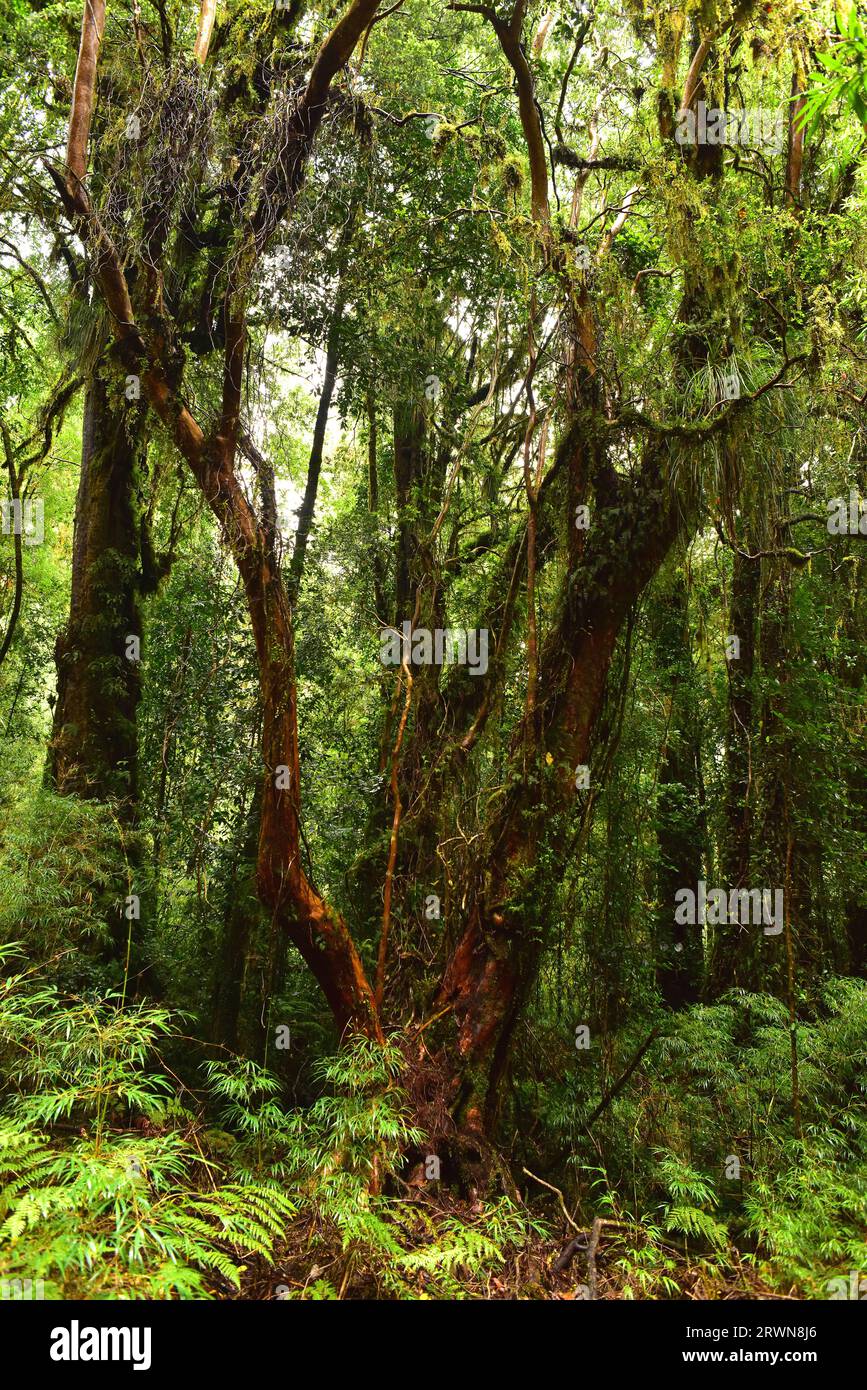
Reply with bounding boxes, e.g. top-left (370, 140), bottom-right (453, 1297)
top-left (522, 1166), bottom-right (580, 1233)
